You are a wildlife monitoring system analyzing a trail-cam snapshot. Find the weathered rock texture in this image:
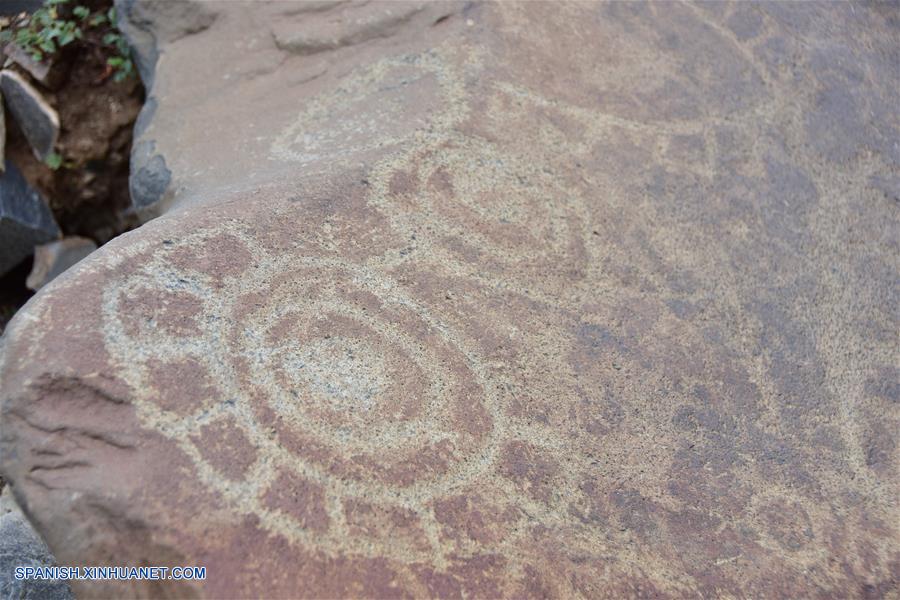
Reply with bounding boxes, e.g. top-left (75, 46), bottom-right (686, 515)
top-left (0, 495), bottom-right (74, 600)
top-left (1, 2), bottom-right (899, 598)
